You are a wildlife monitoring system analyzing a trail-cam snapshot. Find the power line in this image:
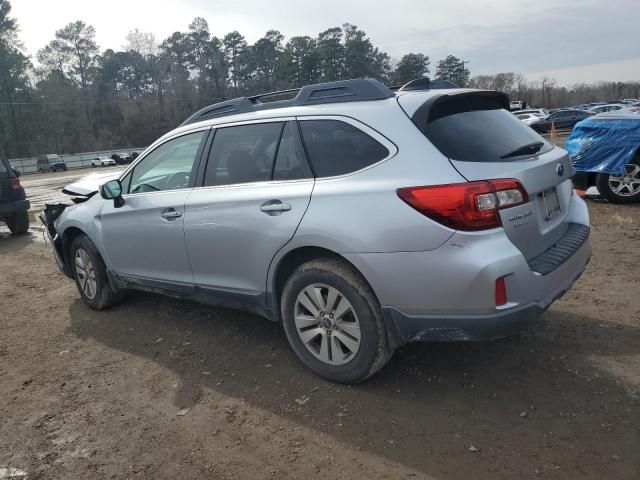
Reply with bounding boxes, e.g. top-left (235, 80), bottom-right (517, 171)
top-left (0, 96), bottom-right (226, 106)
